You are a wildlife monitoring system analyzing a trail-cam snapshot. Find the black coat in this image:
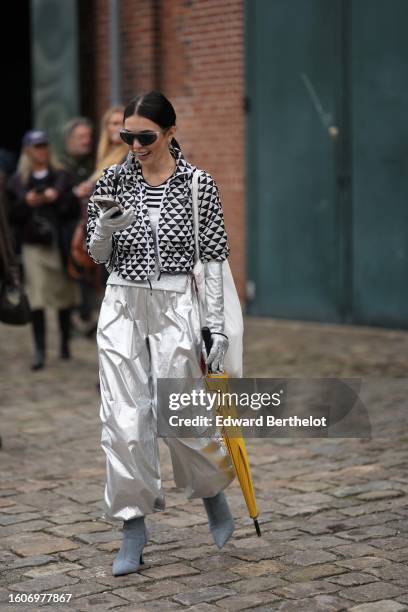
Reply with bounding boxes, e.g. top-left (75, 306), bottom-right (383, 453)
top-left (7, 168), bottom-right (80, 268)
